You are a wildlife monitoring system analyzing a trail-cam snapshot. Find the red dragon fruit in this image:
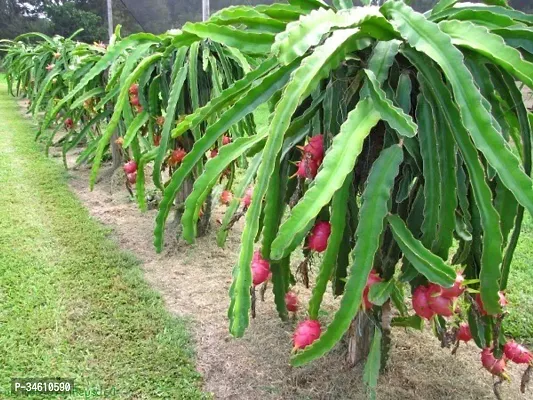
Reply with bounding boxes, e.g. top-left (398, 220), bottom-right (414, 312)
top-left (504, 341), bottom-right (533, 364)
top-left (130, 95), bottom-right (140, 106)
top-left (427, 284), bottom-right (455, 317)
top-left (64, 118), bottom-right (74, 130)
top-left (412, 286), bottom-right (435, 320)
top-left (210, 148), bottom-right (218, 158)
top-left (362, 270), bottom-right (383, 310)
top-left (302, 135), bottom-right (324, 163)
top-left (307, 221), bottom-right (331, 253)
top-left (457, 323), bottom-right (473, 342)
top-left (129, 83), bottom-right (139, 95)
top-left (222, 135), bottom-right (231, 145)
top-left (242, 187), bottom-right (253, 208)
top-left (481, 348), bottom-right (507, 376)
top-left (251, 251), bottom-right (270, 286)
top-left (169, 148), bottom-right (187, 166)
top-left (285, 291), bottom-right (299, 312)
top-left (293, 320), bottom-right (321, 349)
top-left (439, 272), bottom-right (465, 299)
top-left (123, 160), bottom-right (137, 174)
top-left (475, 291), bottom-right (508, 316)
top-left (126, 172), bottom-right (137, 184)
top-left (295, 157), bottom-right (320, 180)
top-left (46, 64), bottom-right (54, 71)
